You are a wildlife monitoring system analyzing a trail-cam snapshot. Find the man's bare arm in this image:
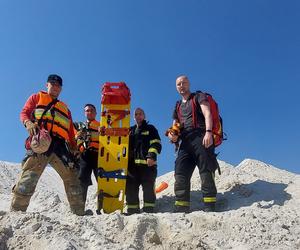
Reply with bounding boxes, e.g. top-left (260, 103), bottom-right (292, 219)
top-left (200, 101), bottom-right (213, 148)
